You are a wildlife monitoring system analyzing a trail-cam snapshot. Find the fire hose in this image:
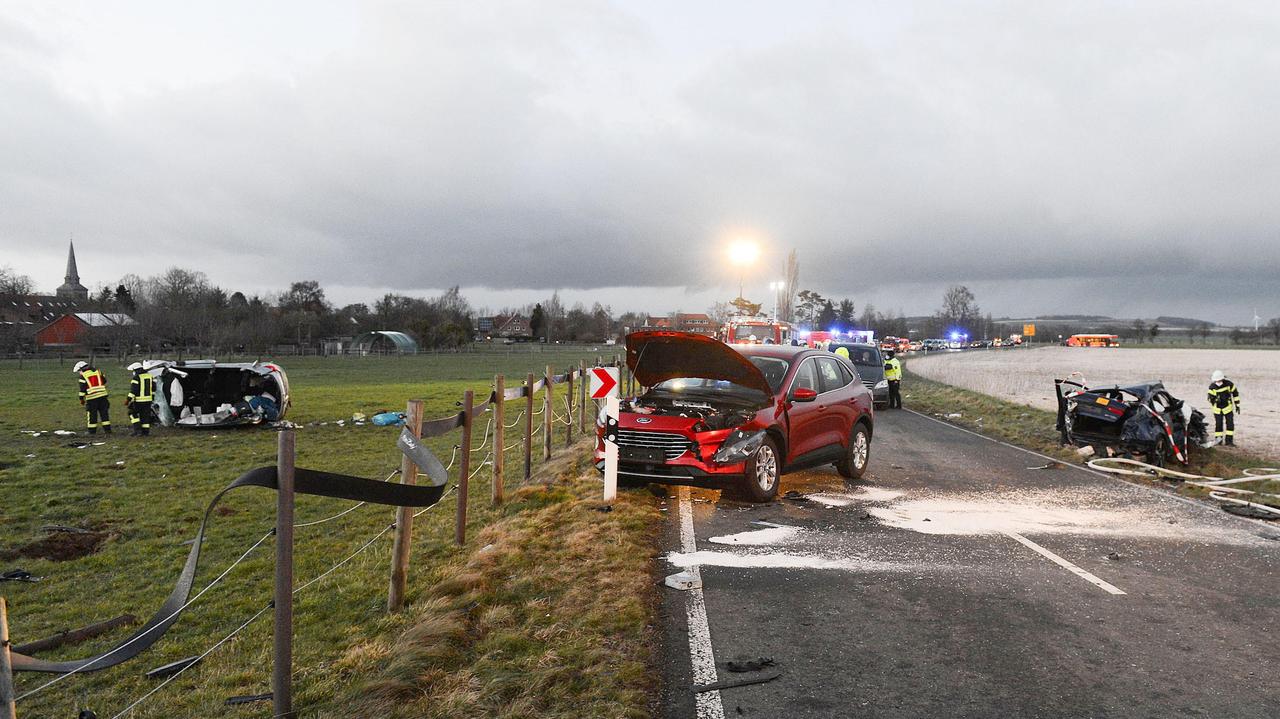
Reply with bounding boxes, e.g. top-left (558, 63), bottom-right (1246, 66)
top-left (1086, 458), bottom-right (1280, 518)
